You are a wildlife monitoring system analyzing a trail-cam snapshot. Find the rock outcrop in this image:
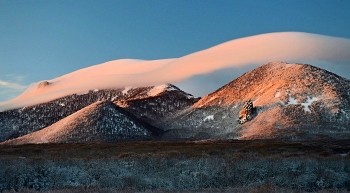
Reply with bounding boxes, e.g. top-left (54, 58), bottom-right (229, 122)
top-left (238, 99), bottom-right (254, 124)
